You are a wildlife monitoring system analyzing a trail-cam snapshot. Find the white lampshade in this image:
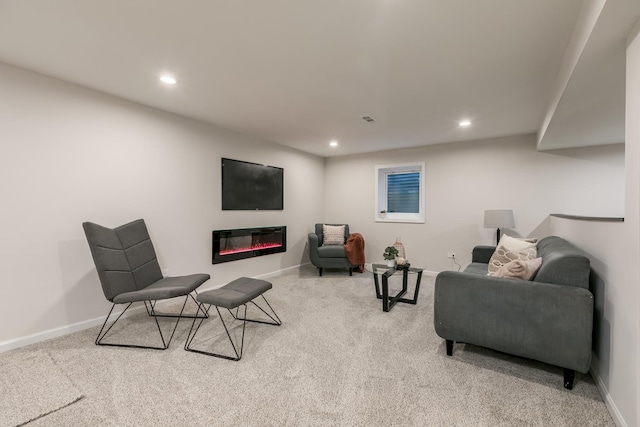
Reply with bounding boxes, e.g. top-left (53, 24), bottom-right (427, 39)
top-left (484, 210), bottom-right (515, 229)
